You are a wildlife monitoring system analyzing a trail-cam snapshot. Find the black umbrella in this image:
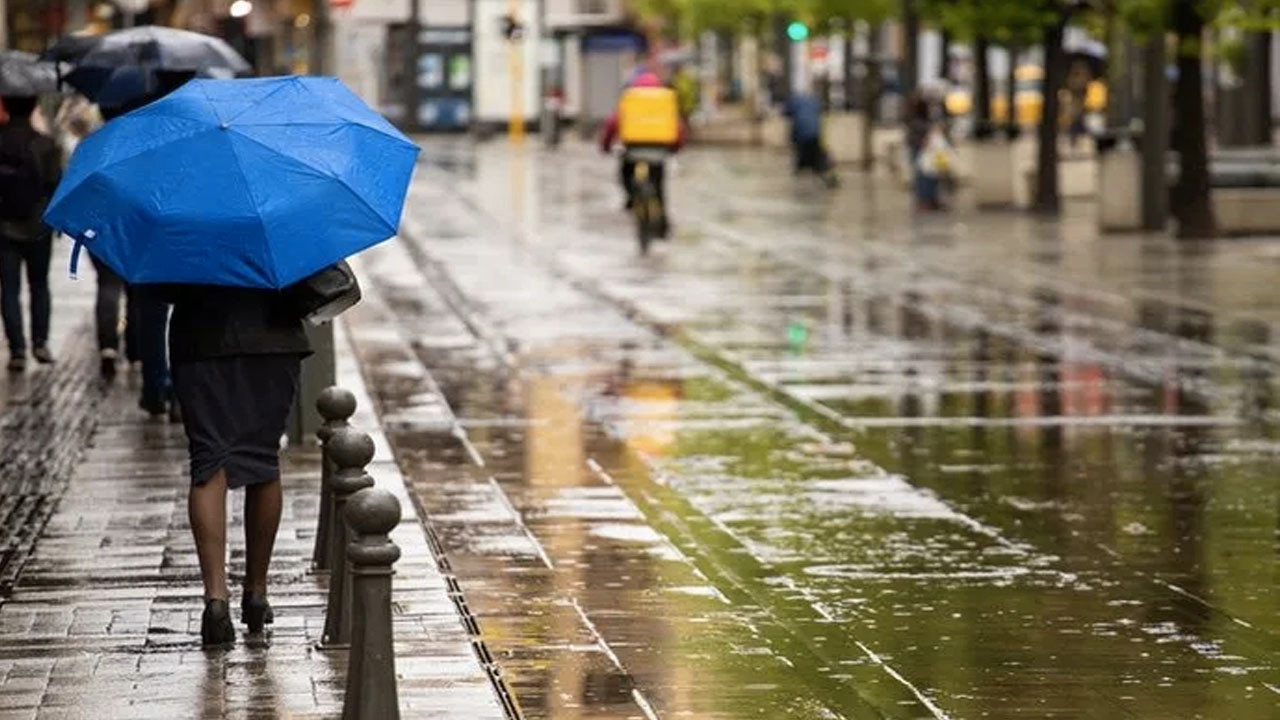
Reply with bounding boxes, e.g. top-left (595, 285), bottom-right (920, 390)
top-left (0, 50), bottom-right (63, 96)
top-left (40, 33), bottom-right (105, 65)
top-left (83, 69), bottom-right (197, 114)
top-left (53, 26), bottom-right (249, 76)
top-left (45, 26), bottom-right (249, 109)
